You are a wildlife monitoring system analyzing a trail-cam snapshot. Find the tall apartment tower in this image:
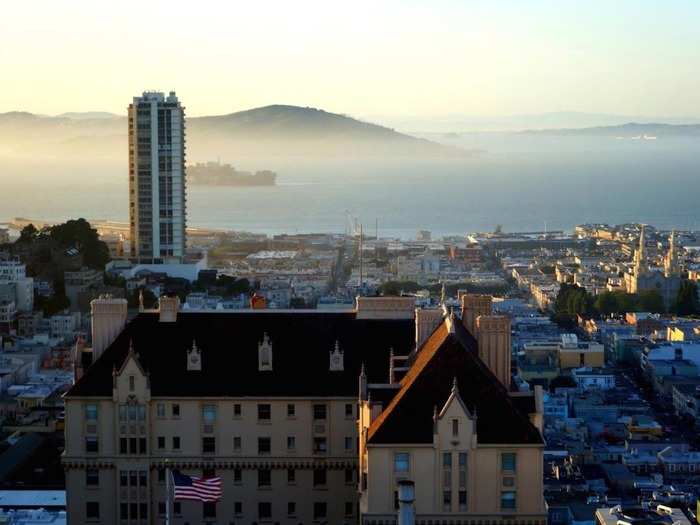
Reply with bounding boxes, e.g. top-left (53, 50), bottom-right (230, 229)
top-left (128, 91), bottom-right (186, 263)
